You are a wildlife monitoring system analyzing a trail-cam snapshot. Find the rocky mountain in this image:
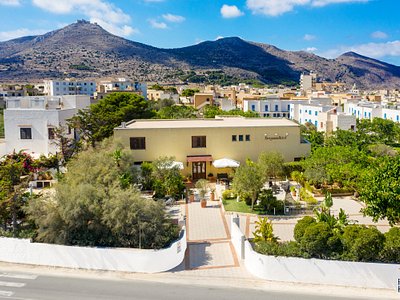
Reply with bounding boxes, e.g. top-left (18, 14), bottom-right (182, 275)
top-left (1, 20), bottom-right (400, 89)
